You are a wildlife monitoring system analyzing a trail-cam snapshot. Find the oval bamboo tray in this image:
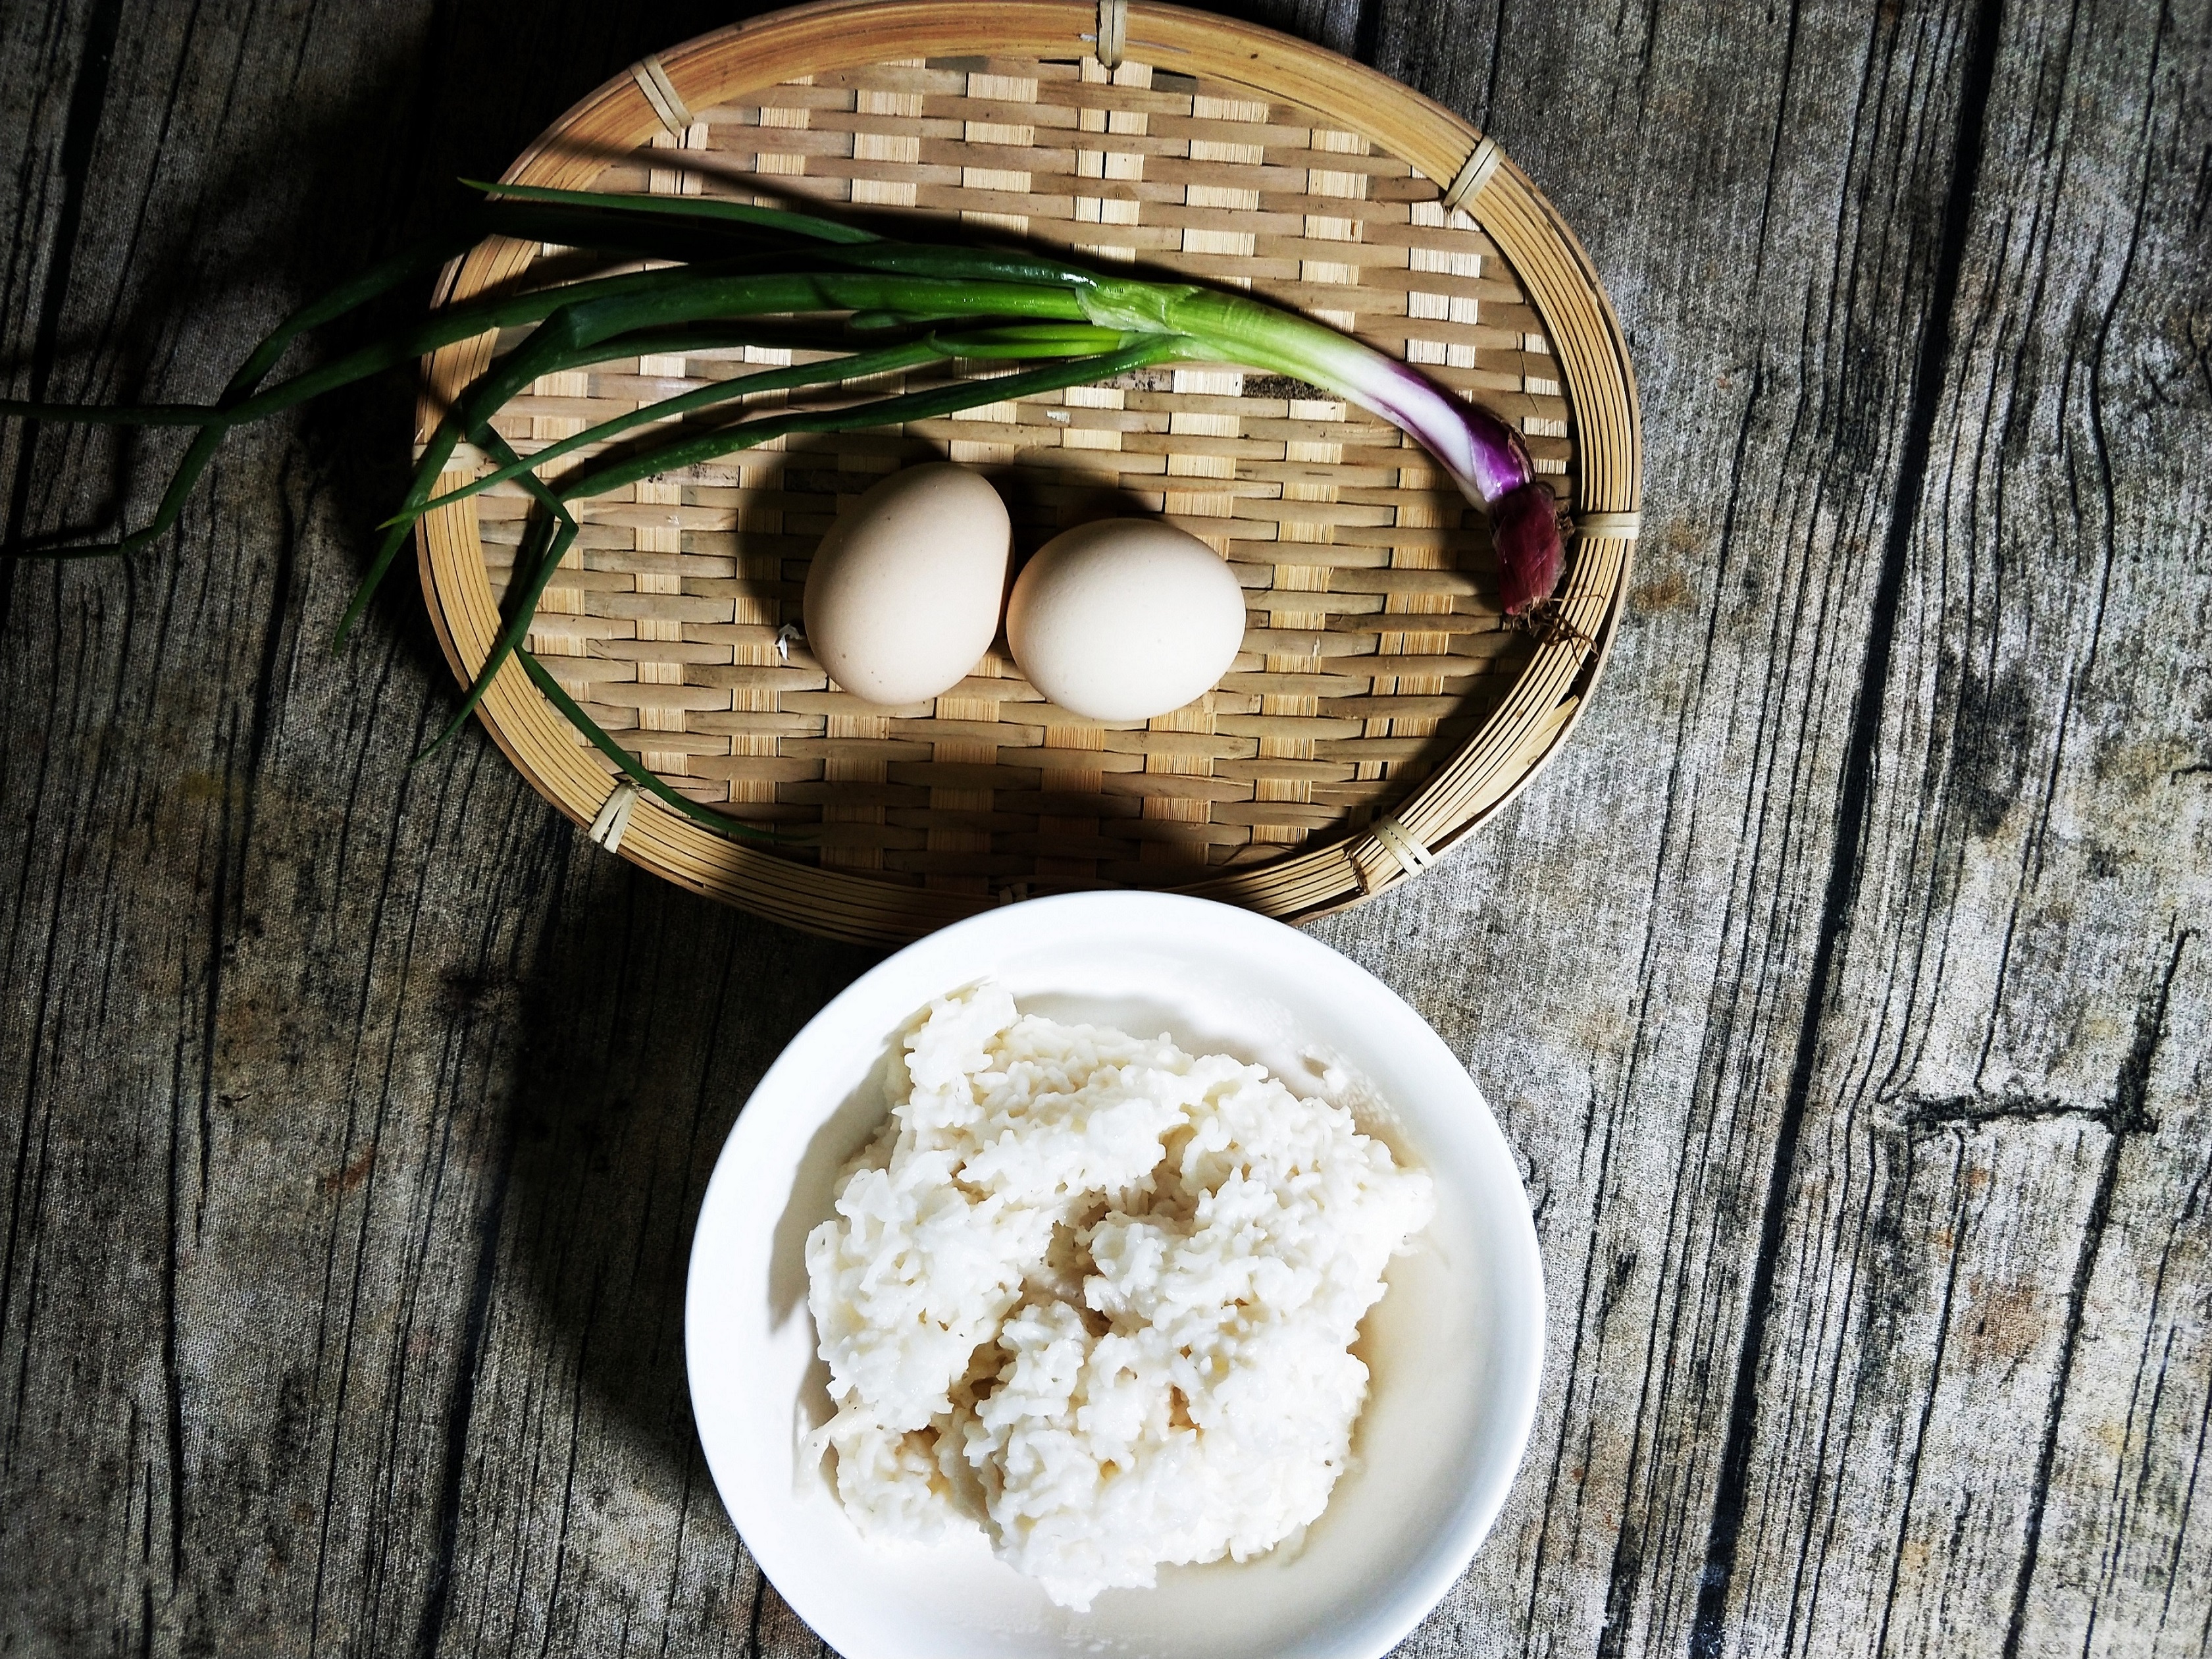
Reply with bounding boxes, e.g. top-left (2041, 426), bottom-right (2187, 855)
top-left (415, 0), bottom-right (1641, 946)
